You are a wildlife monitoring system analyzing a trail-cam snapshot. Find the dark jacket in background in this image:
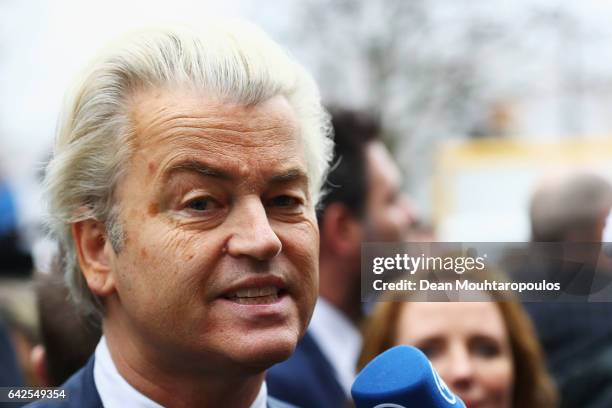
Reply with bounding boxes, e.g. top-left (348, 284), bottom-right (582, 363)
top-left (525, 302), bottom-right (612, 408)
top-left (267, 331), bottom-right (347, 408)
top-left (0, 320), bottom-right (25, 408)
